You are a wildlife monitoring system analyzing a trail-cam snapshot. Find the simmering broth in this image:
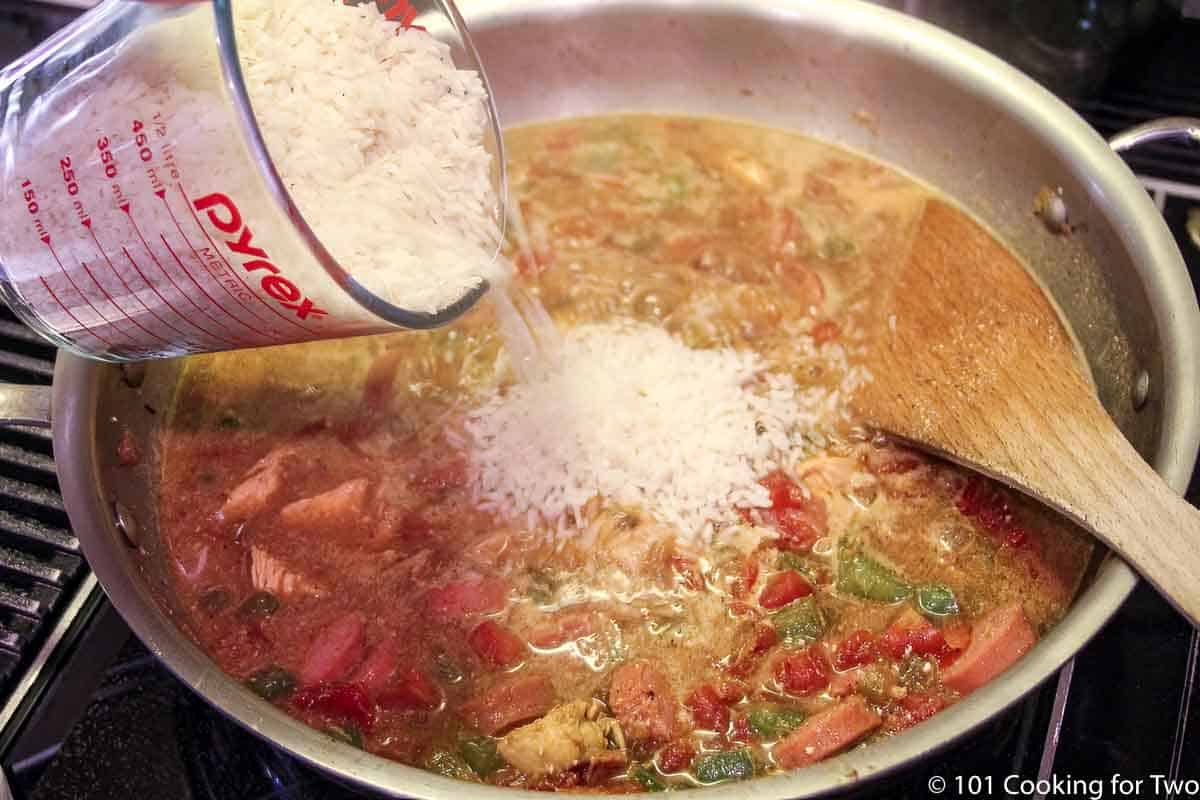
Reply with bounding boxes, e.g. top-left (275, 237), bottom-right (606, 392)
top-left (156, 115), bottom-right (1092, 791)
